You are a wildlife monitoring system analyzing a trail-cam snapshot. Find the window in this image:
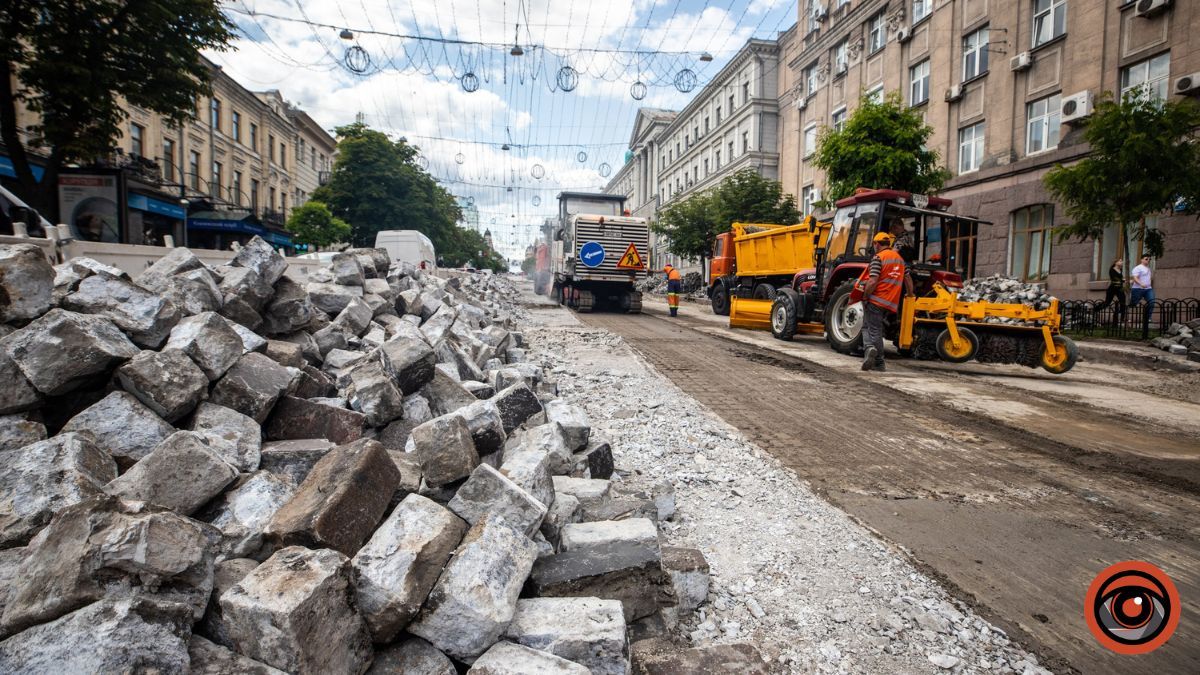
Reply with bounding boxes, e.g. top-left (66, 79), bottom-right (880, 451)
top-left (1026, 93), bottom-right (1061, 154)
top-left (279, 142), bottom-right (286, 168)
top-left (958, 122), bottom-right (985, 173)
top-left (704, 158), bottom-right (709, 176)
top-left (311, 147), bottom-right (317, 169)
top-left (269, 186), bottom-right (276, 210)
top-left (1033, 0), bottom-right (1066, 48)
top-left (802, 185), bottom-right (816, 214)
top-left (834, 39), bottom-right (849, 74)
top-left (232, 111), bottom-right (241, 142)
top-left (693, 167), bottom-right (698, 182)
top-left (693, 126), bottom-right (698, 142)
top-left (269, 135), bottom-right (276, 161)
top-left (250, 123), bottom-right (258, 152)
top-left (743, 81), bottom-right (750, 103)
top-left (742, 131), bottom-right (750, 153)
top-left (1120, 52), bottom-right (1171, 102)
top-left (716, 106), bottom-right (722, 124)
top-left (728, 94), bottom-right (735, 115)
top-left (232, 170), bottom-right (242, 204)
top-left (807, 0), bottom-right (822, 33)
top-left (129, 123), bottom-right (144, 157)
top-left (836, 0), bottom-right (849, 8)
top-left (909, 60), bottom-right (930, 105)
top-left (804, 63), bottom-right (819, 96)
top-left (803, 124), bottom-right (818, 158)
top-left (162, 139), bottom-right (176, 181)
top-left (867, 84), bottom-right (884, 103)
top-left (832, 108), bottom-right (847, 132)
top-left (913, 0), bottom-right (931, 24)
top-left (250, 179), bottom-right (260, 210)
top-left (704, 117), bottom-right (710, 133)
top-left (1011, 205), bottom-right (1053, 281)
top-left (728, 141), bottom-right (734, 160)
top-left (715, 149), bottom-right (721, 169)
top-left (188, 151), bottom-right (200, 189)
top-left (963, 27), bottom-right (989, 81)
top-left (211, 160), bottom-right (222, 197)
top-left (1094, 216), bottom-right (1157, 278)
top-left (281, 193), bottom-right (287, 214)
top-left (867, 12), bottom-right (886, 53)
top-left (210, 99), bottom-right (221, 131)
